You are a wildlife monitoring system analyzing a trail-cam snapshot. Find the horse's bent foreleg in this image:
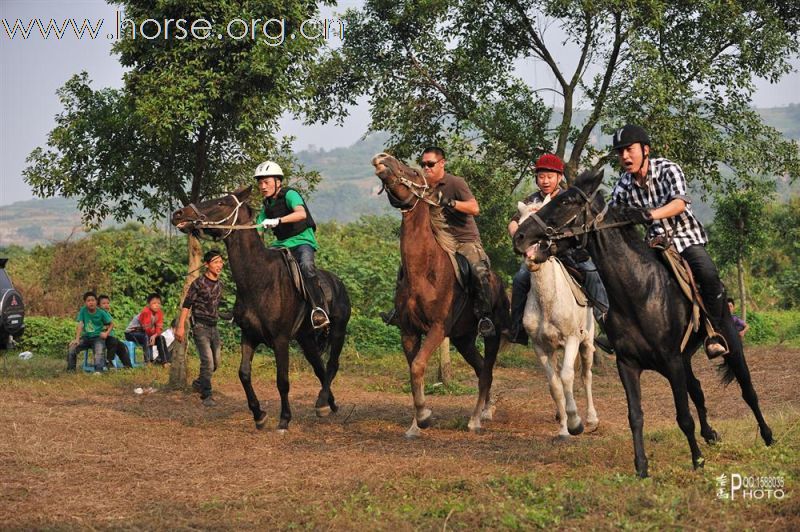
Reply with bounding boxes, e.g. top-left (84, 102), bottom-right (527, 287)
top-left (666, 359), bottom-right (704, 470)
top-left (617, 360), bottom-right (648, 478)
top-left (683, 356), bottom-right (718, 444)
top-left (238, 338), bottom-right (266, 429)
top-left (273, 337), bottom-right (292, 432)
top-left (407, 327), bottom-right (445, 435)
top-left (561, 336), bottom-right (583, 436)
